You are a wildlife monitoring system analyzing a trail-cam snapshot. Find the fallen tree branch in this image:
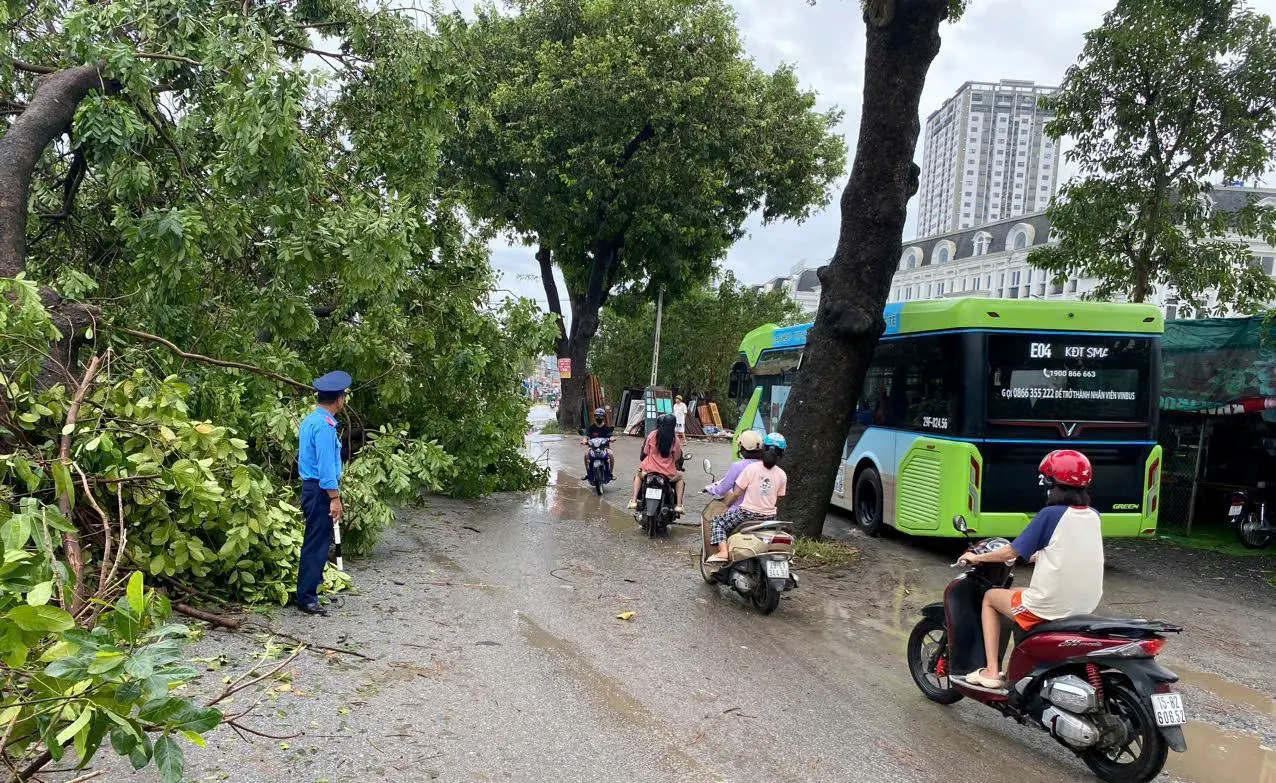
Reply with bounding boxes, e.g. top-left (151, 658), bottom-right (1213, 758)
top-left (59, 354), bottom-right (102, 616)
top-left (110, 326), bottom-right (312, 392)
top-left (174, 602), bottom-right (242, 629)
top-left (207, 646), bottom-right (303, 708)
top-left (239, 621), bottom-right (374, 659)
